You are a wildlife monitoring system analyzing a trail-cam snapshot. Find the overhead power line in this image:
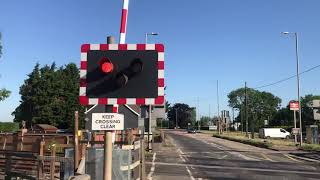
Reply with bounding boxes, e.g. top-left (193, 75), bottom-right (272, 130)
top-left (254, 64), bottom-right (320, 89)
